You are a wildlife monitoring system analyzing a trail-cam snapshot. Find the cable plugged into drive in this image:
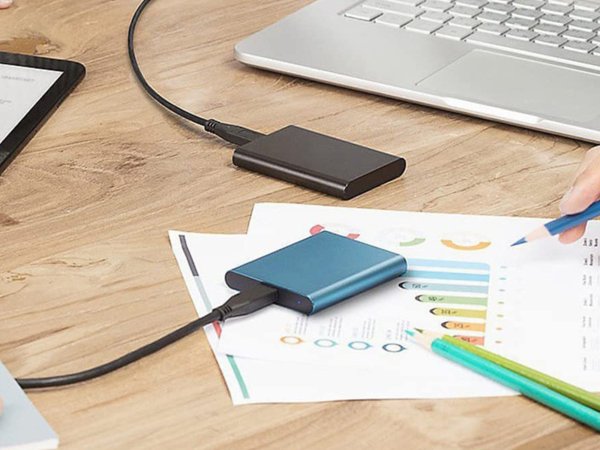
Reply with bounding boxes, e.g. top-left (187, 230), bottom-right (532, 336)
top-left (204, 119), bottom-right (265, 147)
top-left (214, 283), bottom-right (278, 320)
top-left (203, 121), bottom-right (406, 199)
top-left (17, 232), bottom-right (406, 389)
top-left (17, 284), bottom-right (278, 390)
